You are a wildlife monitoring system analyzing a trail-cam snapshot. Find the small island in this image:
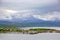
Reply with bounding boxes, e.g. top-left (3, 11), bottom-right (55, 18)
top-left (0, 27), bottom-right (60, 34)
